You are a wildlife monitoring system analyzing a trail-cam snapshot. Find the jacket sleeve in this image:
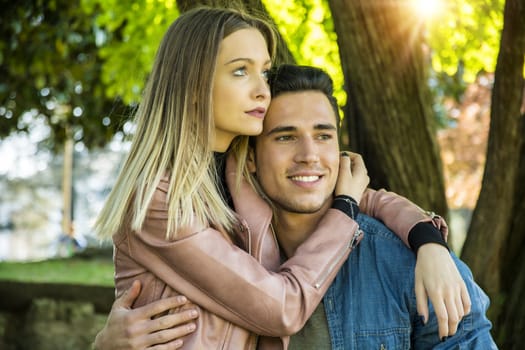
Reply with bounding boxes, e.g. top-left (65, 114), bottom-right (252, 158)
top-left (411, 254), bottom-right (497, 349)
top-left (359, 188), bottom-right (448, 248)
top-left (123, 184), bottom-right (360, 337)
